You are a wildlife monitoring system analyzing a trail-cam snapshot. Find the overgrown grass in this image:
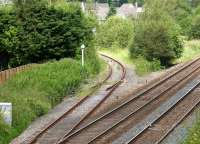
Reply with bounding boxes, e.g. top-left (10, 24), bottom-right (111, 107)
top-left (183, 120), bottom-right (200, 144)
top-left (0, 58), bottom-right (100, 144)
top-left (100, 48), bottom-right (161, 76)
top-left (177, 40), bottom-right (200, 63)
